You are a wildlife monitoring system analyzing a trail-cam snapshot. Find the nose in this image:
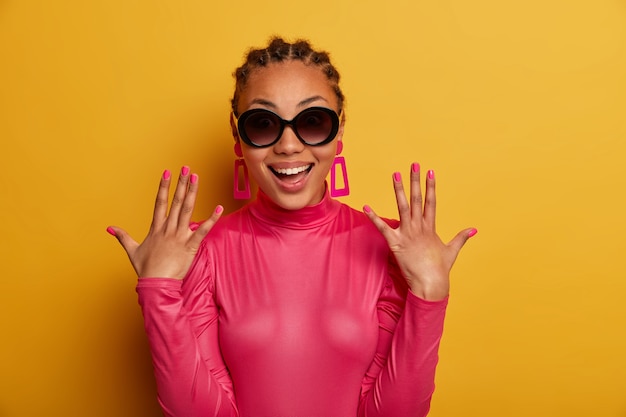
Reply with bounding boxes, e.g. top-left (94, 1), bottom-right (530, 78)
top-left (273, 125), bottom-right (304, 155)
